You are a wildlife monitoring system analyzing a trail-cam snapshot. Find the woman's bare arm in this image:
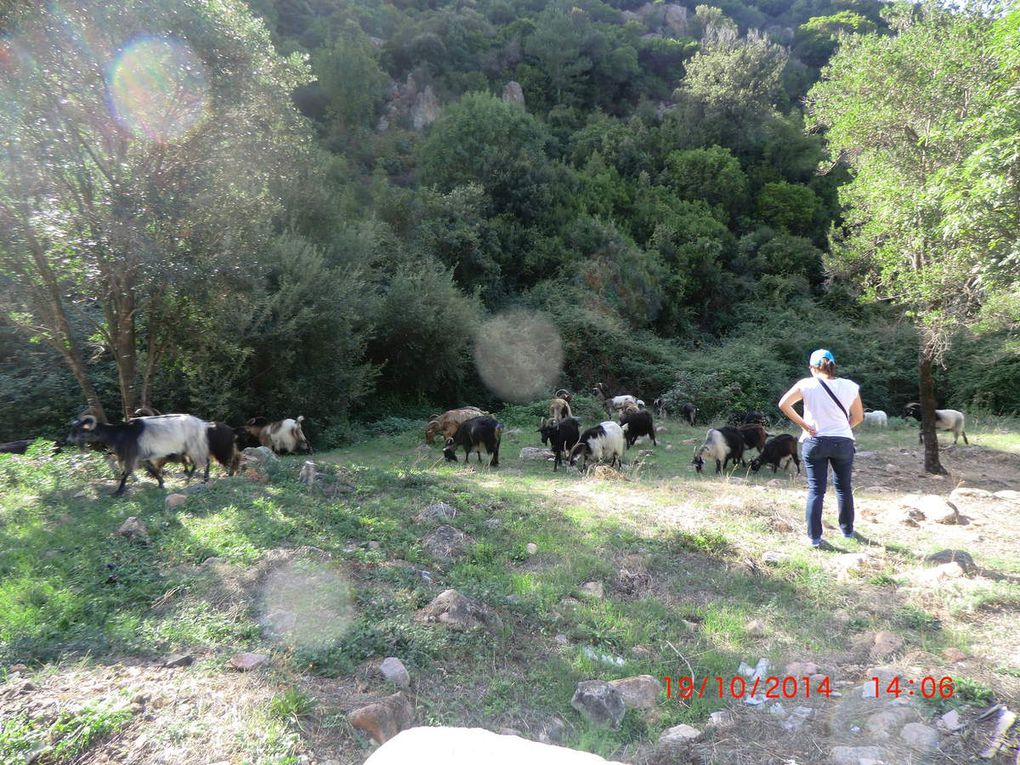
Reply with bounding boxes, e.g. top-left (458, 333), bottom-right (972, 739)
top-left (778, 384), bottom-right (816, 437)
